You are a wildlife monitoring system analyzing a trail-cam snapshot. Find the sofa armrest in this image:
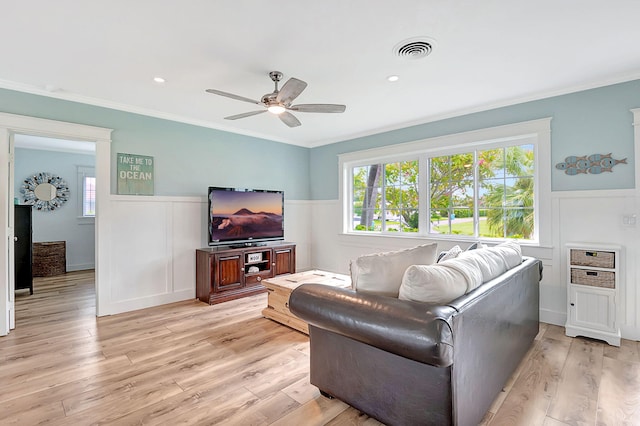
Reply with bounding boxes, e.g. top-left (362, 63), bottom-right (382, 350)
top-left (289, 284), bottom-right (456, 367)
